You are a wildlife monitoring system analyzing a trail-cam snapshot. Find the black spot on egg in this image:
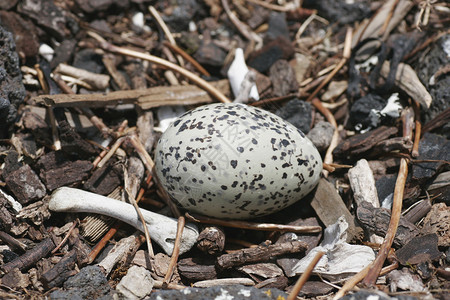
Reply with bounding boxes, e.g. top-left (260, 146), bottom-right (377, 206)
top-left (230, 160), bottom-right (238, 169)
